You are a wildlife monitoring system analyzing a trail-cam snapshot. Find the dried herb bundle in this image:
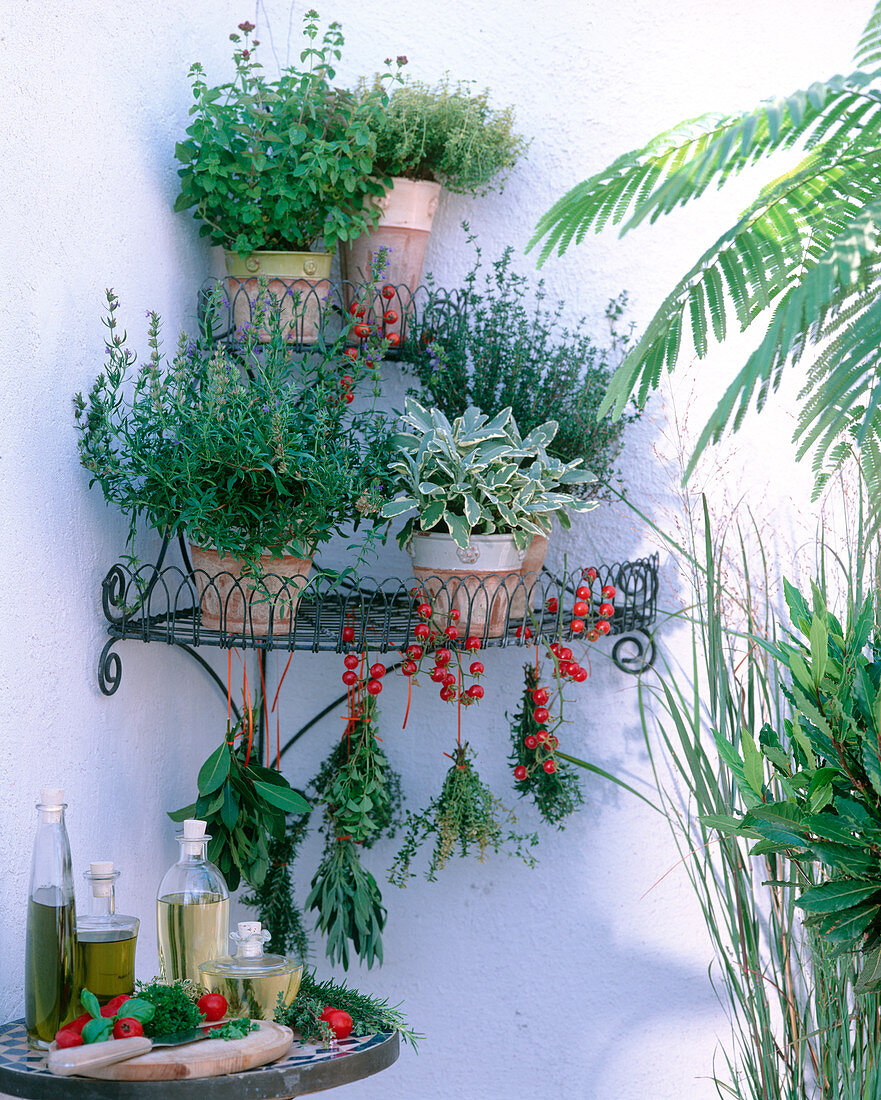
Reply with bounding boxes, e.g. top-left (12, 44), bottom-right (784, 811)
top-left (242, 815), bottom-right (310, 961)
top-left (389, 742), bottom-right (538, 886)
